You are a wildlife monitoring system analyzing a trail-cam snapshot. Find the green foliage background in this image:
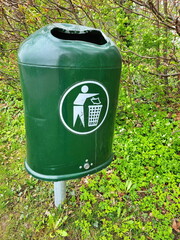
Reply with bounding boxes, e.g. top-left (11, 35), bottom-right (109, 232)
top-left (0, 0), bottom-right (180, 239)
